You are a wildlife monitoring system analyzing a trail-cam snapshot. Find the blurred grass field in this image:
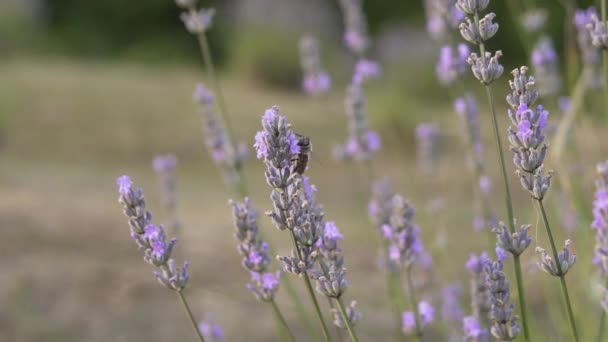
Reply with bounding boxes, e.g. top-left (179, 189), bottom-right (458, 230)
top-left (1, 56), bottom-right (607, 341)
